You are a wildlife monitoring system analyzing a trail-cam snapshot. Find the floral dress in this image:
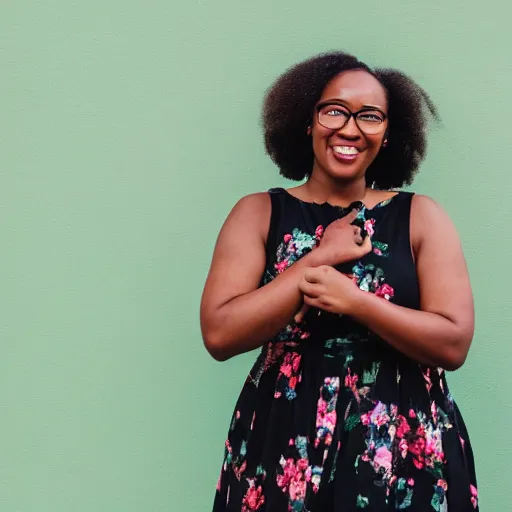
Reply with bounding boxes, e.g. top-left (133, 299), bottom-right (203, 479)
top-left (213, 188), bottom-right (478, 512)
